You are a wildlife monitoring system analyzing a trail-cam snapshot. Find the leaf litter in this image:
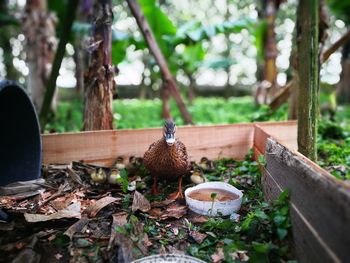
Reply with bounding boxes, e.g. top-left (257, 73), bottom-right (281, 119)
top-left (0, 151), bottom-right (294, 262)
